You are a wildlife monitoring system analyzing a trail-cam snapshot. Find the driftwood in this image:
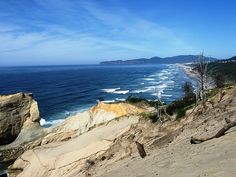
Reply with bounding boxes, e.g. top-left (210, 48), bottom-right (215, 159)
top-left (135, 141), bottom-right (146, 158)
top-left (191, 118), bottom-right (236, 144)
